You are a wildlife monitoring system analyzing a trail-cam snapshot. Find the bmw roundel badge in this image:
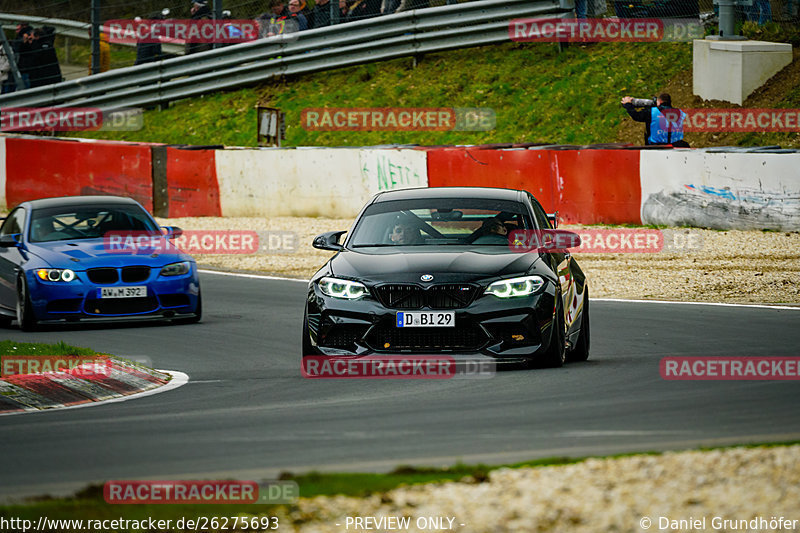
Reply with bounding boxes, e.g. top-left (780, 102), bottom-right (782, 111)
top-left (420, 274), bottom-right (434, 282)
